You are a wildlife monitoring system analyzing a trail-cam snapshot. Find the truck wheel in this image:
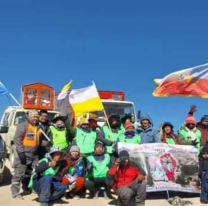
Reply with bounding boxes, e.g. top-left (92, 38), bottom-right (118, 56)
top-left (9, 145), bottom-right (15, 168)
